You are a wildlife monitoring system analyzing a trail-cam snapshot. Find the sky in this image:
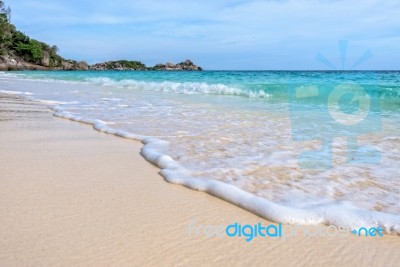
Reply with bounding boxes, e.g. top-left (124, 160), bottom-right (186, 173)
top-left (8, 0), bottom-right (400, 70)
